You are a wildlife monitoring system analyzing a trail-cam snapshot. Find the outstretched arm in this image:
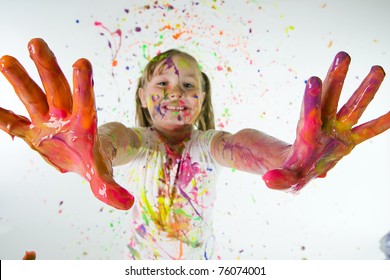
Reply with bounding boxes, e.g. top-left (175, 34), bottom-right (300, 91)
top-left (211, 129), bottom-right (291, 175)
top-left (0, 38), bottom-right (137, 210)
top-left (98, 121), bottom-right (141, 167)
top-left (211, 52), bottom-right (390, 191)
